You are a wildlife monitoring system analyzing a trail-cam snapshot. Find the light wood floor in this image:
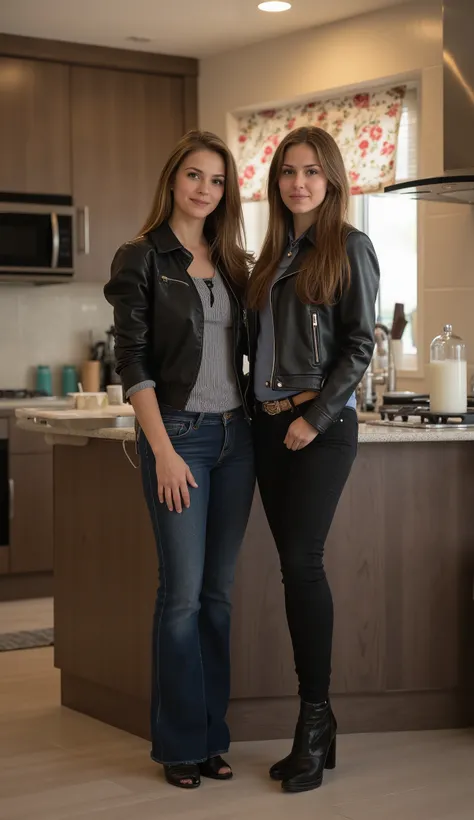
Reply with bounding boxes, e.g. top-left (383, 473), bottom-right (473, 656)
top-left (0, 610), bottom-right (473, 818)
top-left (0, 597), bottom-right (54, 633)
